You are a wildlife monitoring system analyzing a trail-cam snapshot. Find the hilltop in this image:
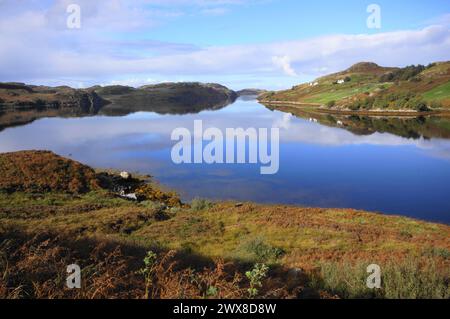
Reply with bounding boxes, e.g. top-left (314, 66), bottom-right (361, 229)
top-left (260, 61), bottom-right (450, 113)
top-left (0, 82), bottom-right (237, 130)
top-left (95, 82), bottom-right (237, 116)
top-left (0, 151), bottom-right (448, 299)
